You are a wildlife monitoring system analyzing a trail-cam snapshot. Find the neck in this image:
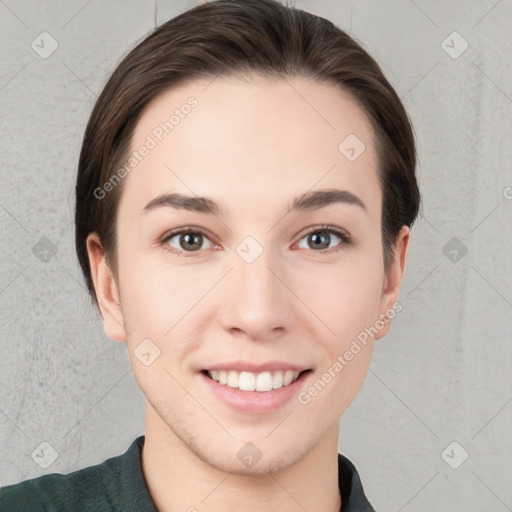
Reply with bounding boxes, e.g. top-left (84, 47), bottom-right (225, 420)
top-left (141, 402), bottom-right (342, 512)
